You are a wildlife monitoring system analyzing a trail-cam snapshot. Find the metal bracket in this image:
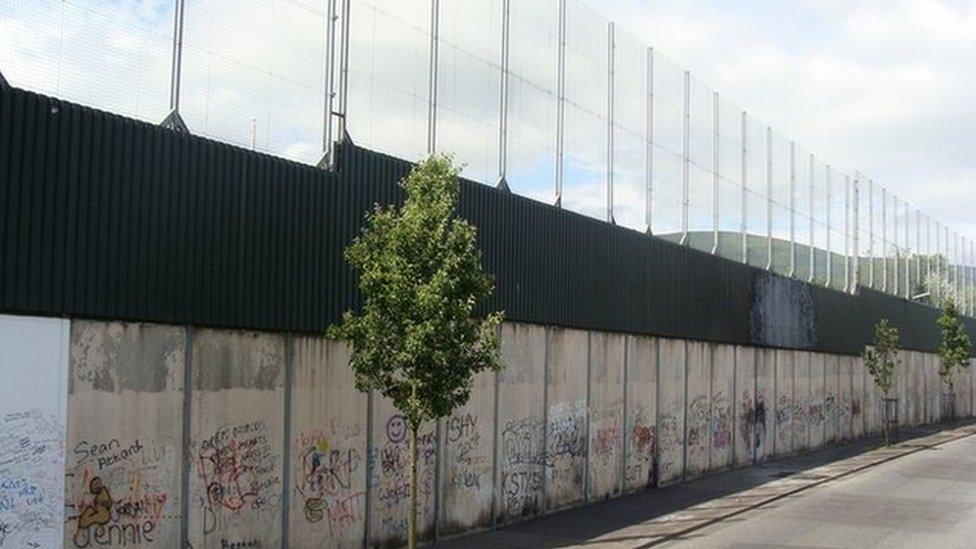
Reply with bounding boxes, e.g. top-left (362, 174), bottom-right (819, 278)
top-left (160, 109), bottom-right (189, 133)
top-left (316, 127), bottom-right (352, 170)
top-left (0, 68), bottom-right (9, 89)
top-left (495, 176), bottom-right (510, 192)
